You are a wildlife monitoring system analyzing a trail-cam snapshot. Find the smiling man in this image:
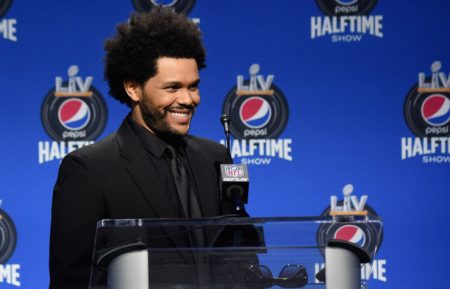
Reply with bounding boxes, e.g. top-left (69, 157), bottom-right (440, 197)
top-left (49, 8), bottom-right (239, 289)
